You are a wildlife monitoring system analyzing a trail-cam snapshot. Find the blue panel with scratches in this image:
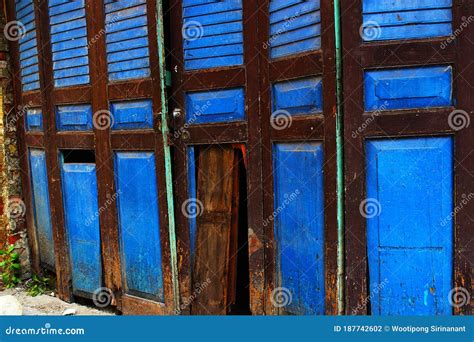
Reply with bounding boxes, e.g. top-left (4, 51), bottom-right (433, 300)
top-left (365, 66), bottom-right (453, 111)
top-left (269, 0), bottom-right (321, 59)
top-left (111, 100), bottom-right (153, 130)
top-left (362, 0), bottom-right (452, 41)
top-left (48, 0), bottom-right (90, 87)
top-left (56, 104), bottom-right (93, 131)
top-left (60, 159), bottom-right (101, 295)
top-left (29, 149), bottom-right (55, 268)
top-left (114, 152), bottom-right (164, 301)
top-left (187, 147), bottom-right (197, 263)
top-left (15, 0), bottom-right (40, 91)
top-left (26, 108), bottom-right (43, 132)
top-left (105, 0), bottom-right (151, 81)
top-left (186, 88), bottom-right (245, 124)
top-left (273, 77), bottom-right (323, 116)
top-left (366, 137), bottom-right (453, 315)
top-left (182, 0), bottom-right (244, 70)
top-left (273, 142), bottom-right (325, 315)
